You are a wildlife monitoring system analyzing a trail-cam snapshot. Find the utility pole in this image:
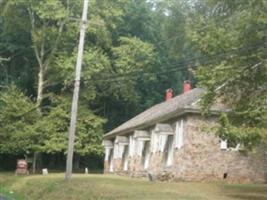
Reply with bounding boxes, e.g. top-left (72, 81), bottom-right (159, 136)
top-left (65, 0), bottom-right (89, 181)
